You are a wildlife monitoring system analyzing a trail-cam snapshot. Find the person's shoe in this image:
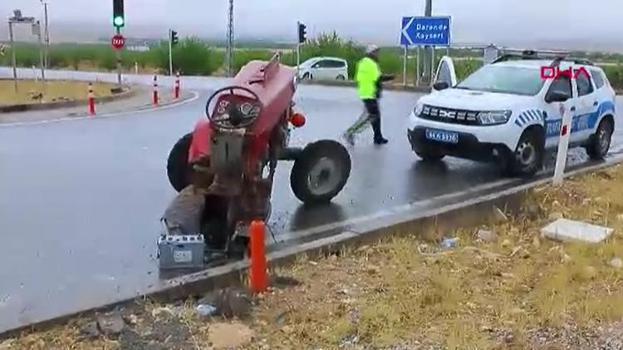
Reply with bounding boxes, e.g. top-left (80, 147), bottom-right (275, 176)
top-left (374, 137), bottom-right (388, 145)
